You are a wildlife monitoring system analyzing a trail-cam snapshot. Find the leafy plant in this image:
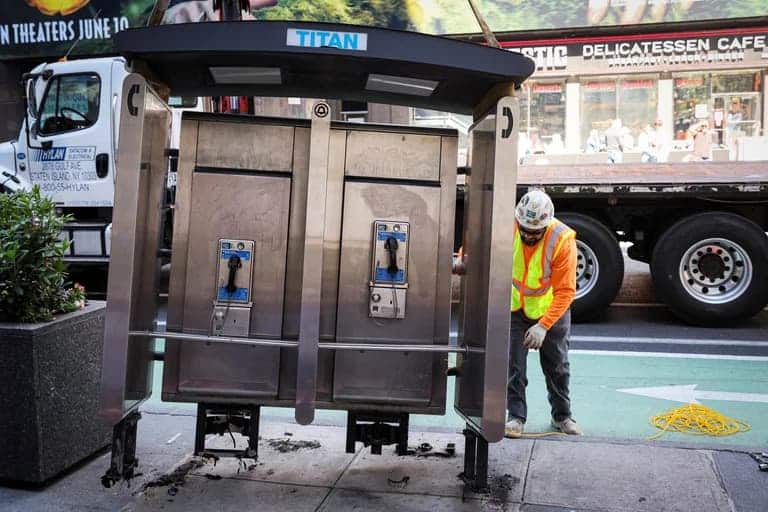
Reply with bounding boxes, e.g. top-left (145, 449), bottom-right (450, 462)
top-left (0, 186), bottom-right (83, 323)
